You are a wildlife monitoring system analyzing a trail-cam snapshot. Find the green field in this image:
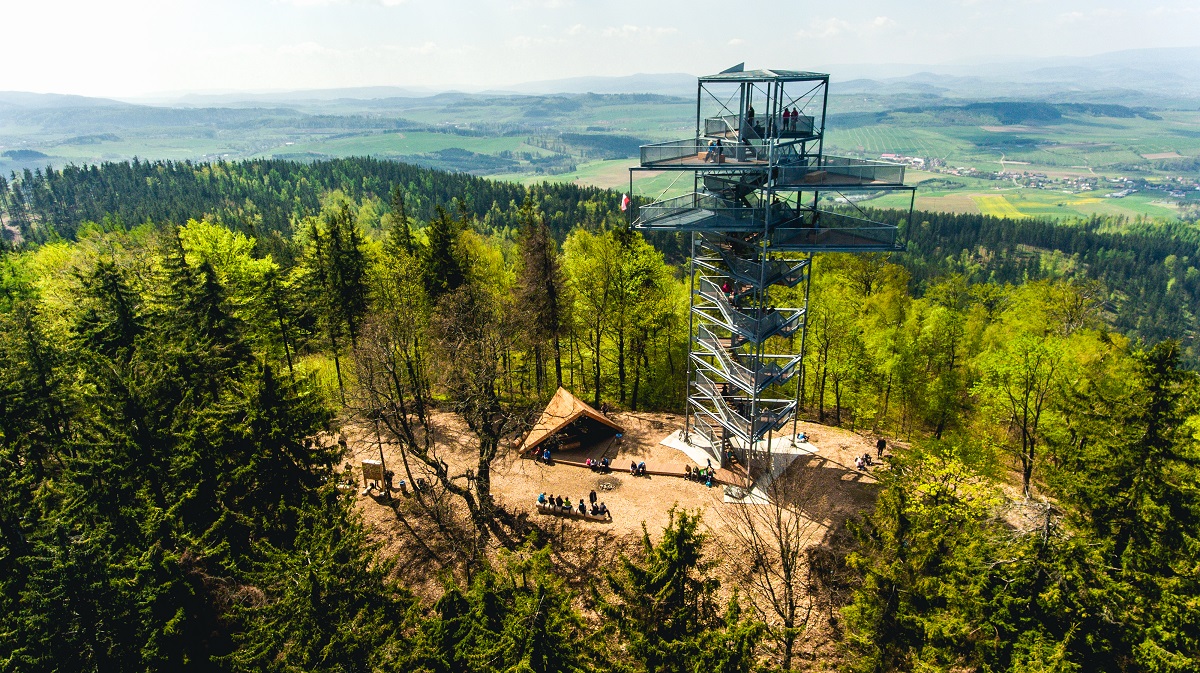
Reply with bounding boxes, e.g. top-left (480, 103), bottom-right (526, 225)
top-left (3, 93), bottom-right (1197, 222)
top-left (864, 171), bottom-right (1185, 221)
top-left (252, 132), bottom-right (534, 159)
